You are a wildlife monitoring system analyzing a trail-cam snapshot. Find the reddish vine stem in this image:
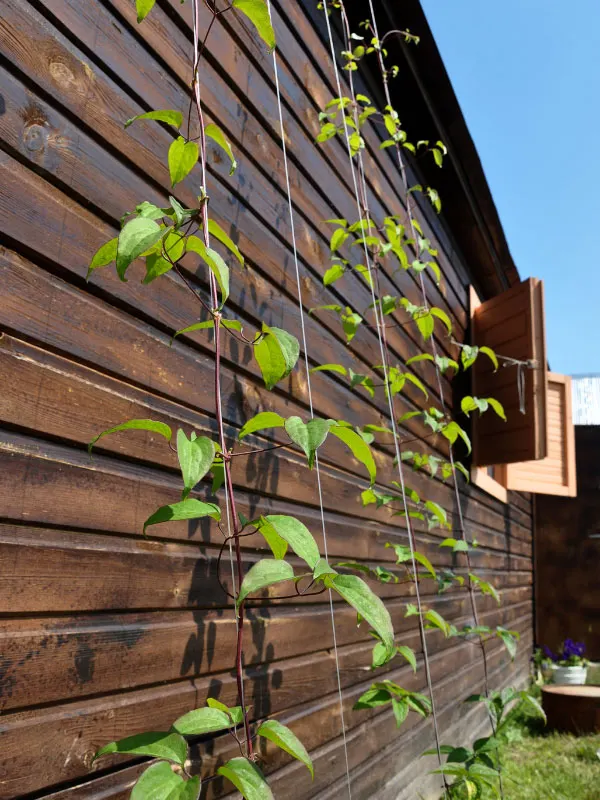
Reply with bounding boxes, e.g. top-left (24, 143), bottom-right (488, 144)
top-left (191, 0), bottom-right (253, 759)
